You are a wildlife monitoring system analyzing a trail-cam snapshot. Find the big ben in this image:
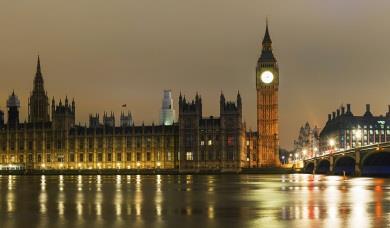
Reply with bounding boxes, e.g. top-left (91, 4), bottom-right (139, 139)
top-left (256, 22), bottom-right (280, 167)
